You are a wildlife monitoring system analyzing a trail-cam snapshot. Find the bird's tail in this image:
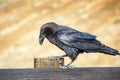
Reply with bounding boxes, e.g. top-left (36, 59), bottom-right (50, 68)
top-left (99, 44), bottom-right (120, 56)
